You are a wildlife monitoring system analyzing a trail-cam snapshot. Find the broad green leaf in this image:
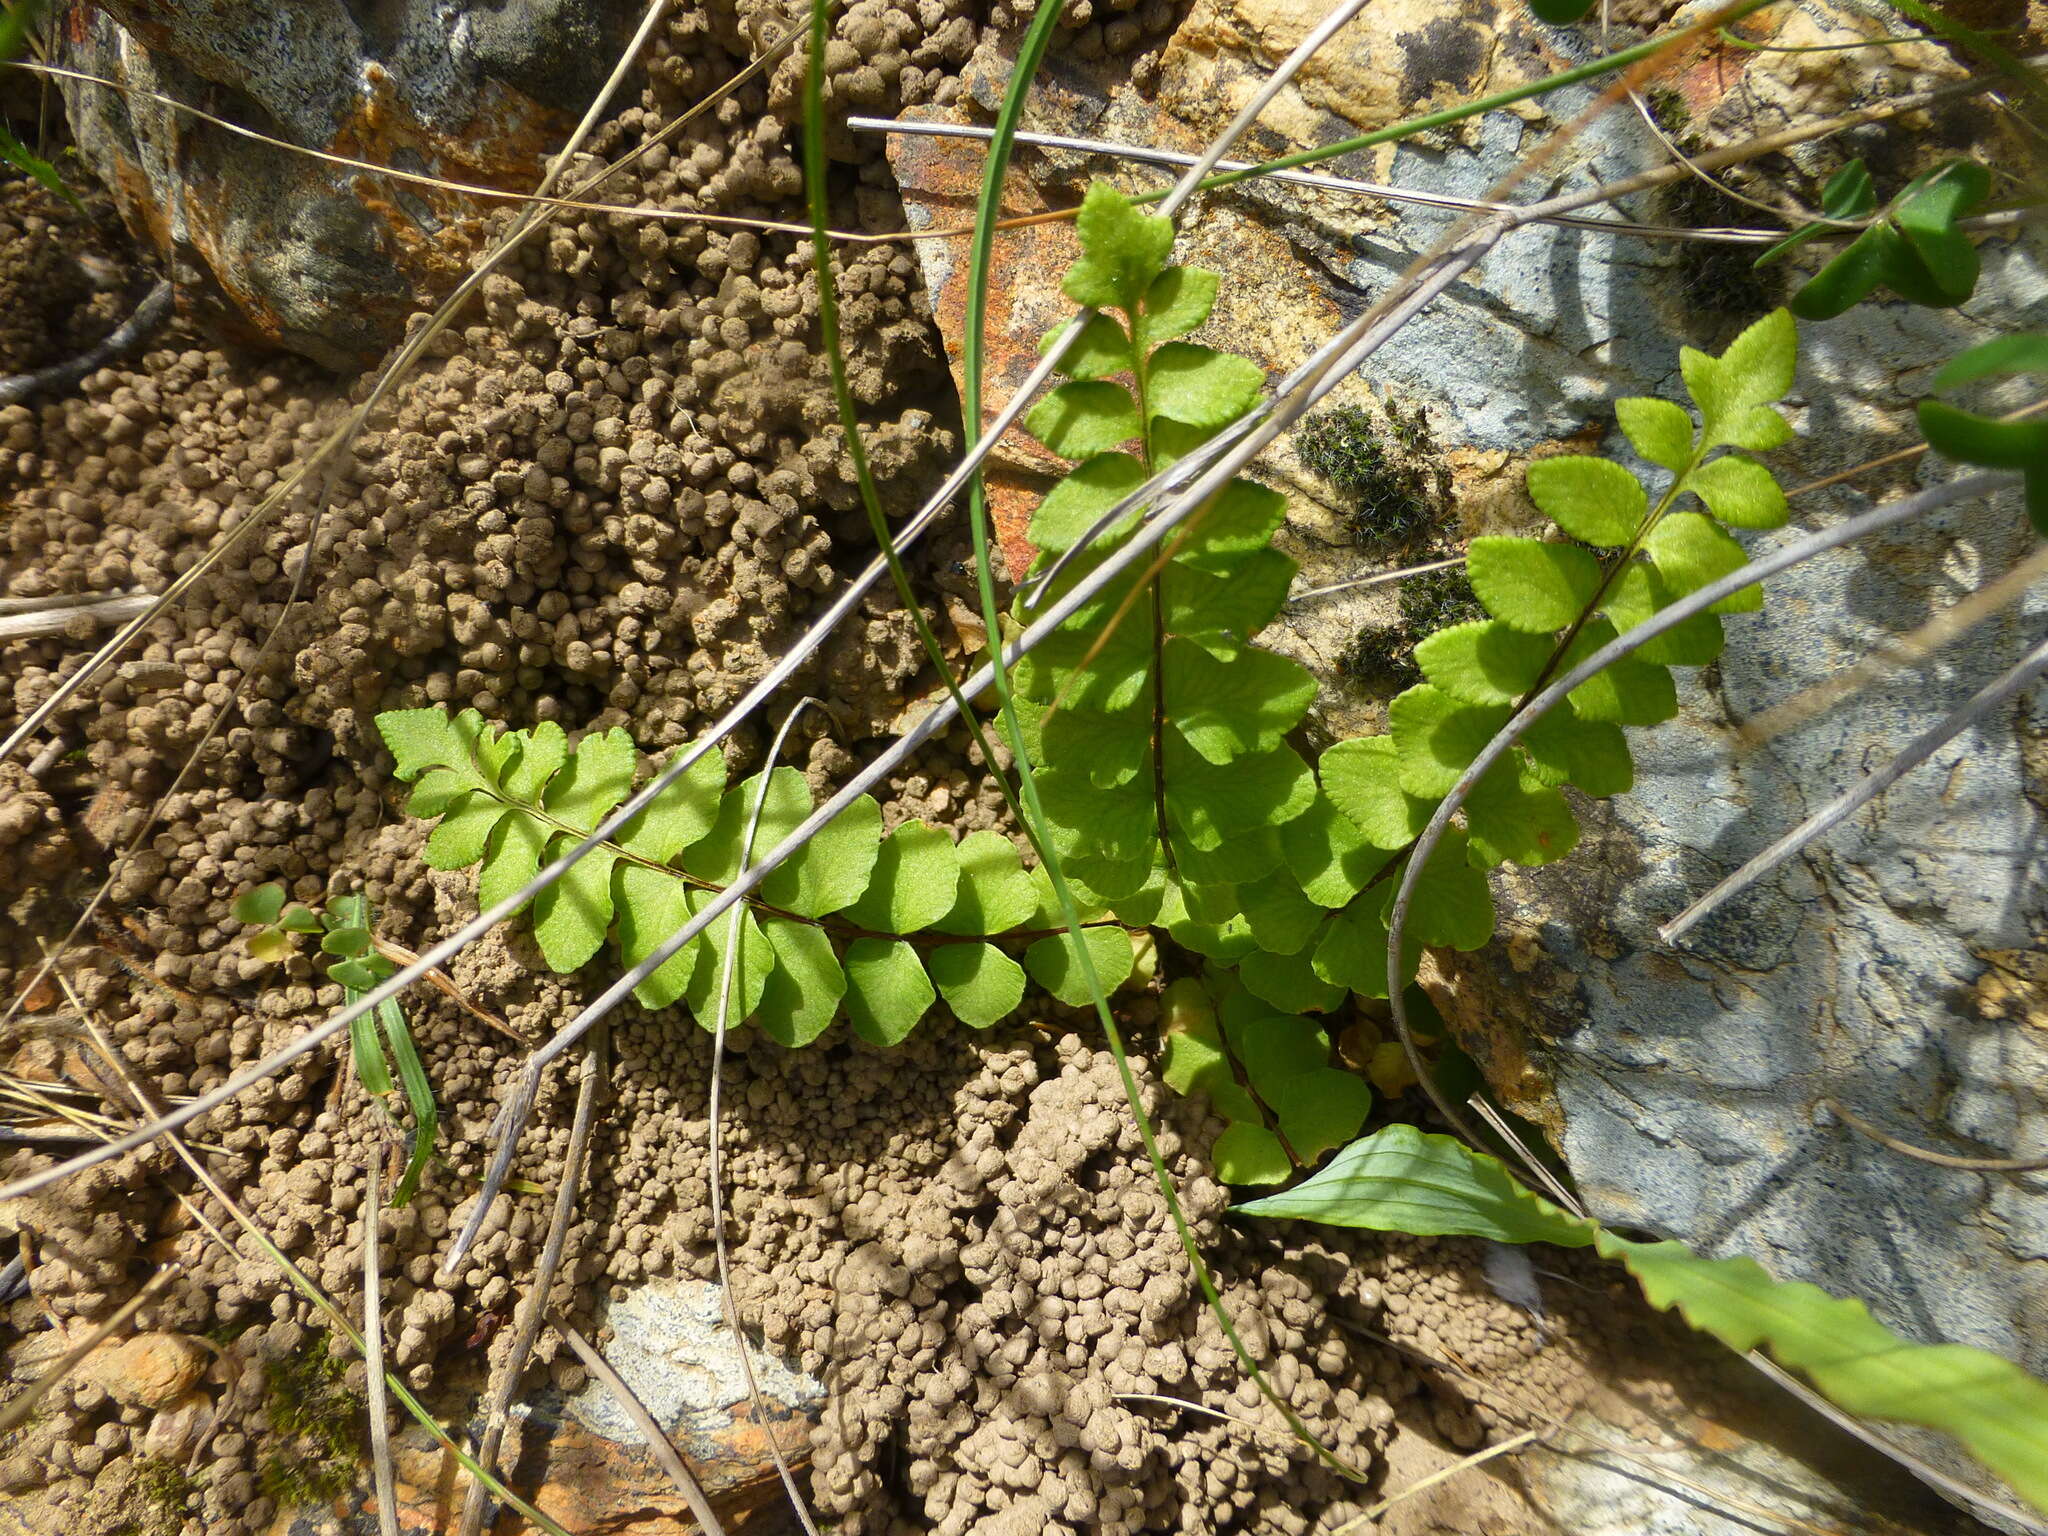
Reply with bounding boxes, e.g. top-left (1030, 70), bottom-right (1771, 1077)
top-left (1413, 620), bottom-right (1551, 707)
top-left (1686, 455), bottom-right (1788, 530)
top-left (531, 840), bottom-right (618, 972)
top-left (1387, 828), bottom-right (1494, 951)
top-left (1465, 536), bottom-right (1603, 633)
top-left (614, 863), bottom-right (702, 1009)
top-left (1137, 266), bottom-right (1219, 348)
top-left (1465, 762), bottom-right (1580, 867)
top-left (927, 942), bottom-right (1026, 1029)
top-left (840, 819), bottom-right (959, 934)
top-left (615, 745), bottom-right (727, 864)
top-left (1219, 993), bottom-right (1327, 1082)
top-left (1311, 896), bottom-right (1419, 1000)
top-left (1894, 160), bottom-right (1988, 306)
top-left (756, 919), bottom-right (845, 1047)
top-left (1233, 1121), bottom-right (1595, 1244)
top-left (1024, 925), bottom-right (1135, 1006)
top-left (1064, 180), bottom-right (1176, 313)
top-left (1281, 791), bottom-right (1391, 907)
top-left (424, 792), bottom-right (510, 870)
top-left (1268, 1068), bottom-right (1372, 1165)
top-left (1162, 638), bottom-right (1317, 763)
top-left (1026, 380), bottom-right (1142, 460)
top-left (1562, 619), bottom-right (1679, 726)
top-left (478, 808), bottom-right (550, 916)
top-left (1038, 763), bottom-right (1156, 865)
top-left (1029, 451), bottom-right (1148, 553)
top-left (1237, 869), bottom-right (1329, 956)
top-left (1615, 396), bottom-right (1695, 474)
top-left (842, 937), bottom-right (935, 1045)
top-left (682, 891), bottom-right (773, 1031)
top-left (1171, 824), bottom-right (1280, 887)
top-left (542, 726), bottom-right (638, 829)
top-left (1389, 685), bottom-right (1512, 799)
top-left (1042, 312), bottom-right (1135, 379)
top-left (1176, 478), bottom-right (1290, 571)
top-left (1601, 562), bottom-right (1726, 667)
top-left (1163, 546), bottom-right (1295, 648)
top-left (934, 829), bottom-right (1039, 935)
top-left (1146, 343), bottom-right (1265, 430)
top-left (1522, 708), bottom-right (1633, 797)
top-left (1213, 1123), bottom-right (1292, 1186)
top-left (377, 707), bottom-right (480, 785)
top-left (1041, 696), bottom-right (1151, 789)
top-left (503, 720), bottom-right (567, 802)
top-left (1320, 735), bottom-right (1434, 849)
top-left (1160, 734), bottom-right (1315, 849)
top-left (234, 884), bottom-right (287, 926)
top-left (1790, 223), bottom-right (1900, 321)
top-left (1683, 308), bottom-right (1796, 432)
top-left (1237, 944), bottom-right (1345, 1014)
top-left (1526, 455), bottom-right (1646, 546)
top-left (1645, 512), bottom-right (1762, 613)
top-left (688, 768), bottom-right (883, 917)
